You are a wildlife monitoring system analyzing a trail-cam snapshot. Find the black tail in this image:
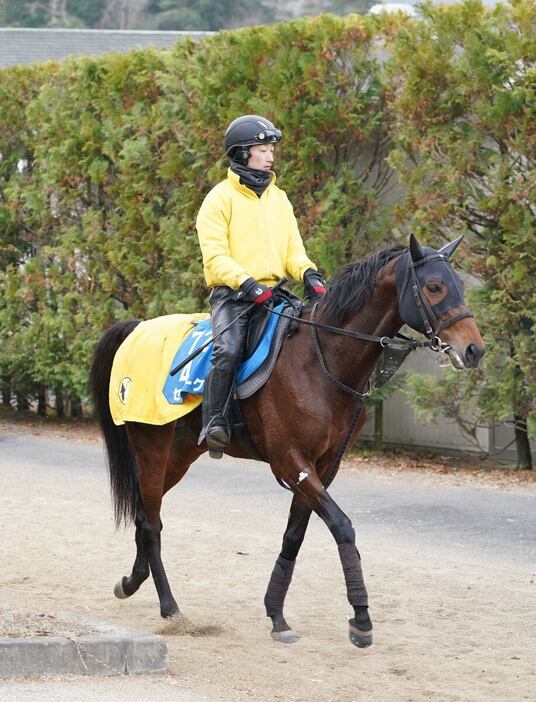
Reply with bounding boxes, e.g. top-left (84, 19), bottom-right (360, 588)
top-left (90, 319), bottom-right (141, 528)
